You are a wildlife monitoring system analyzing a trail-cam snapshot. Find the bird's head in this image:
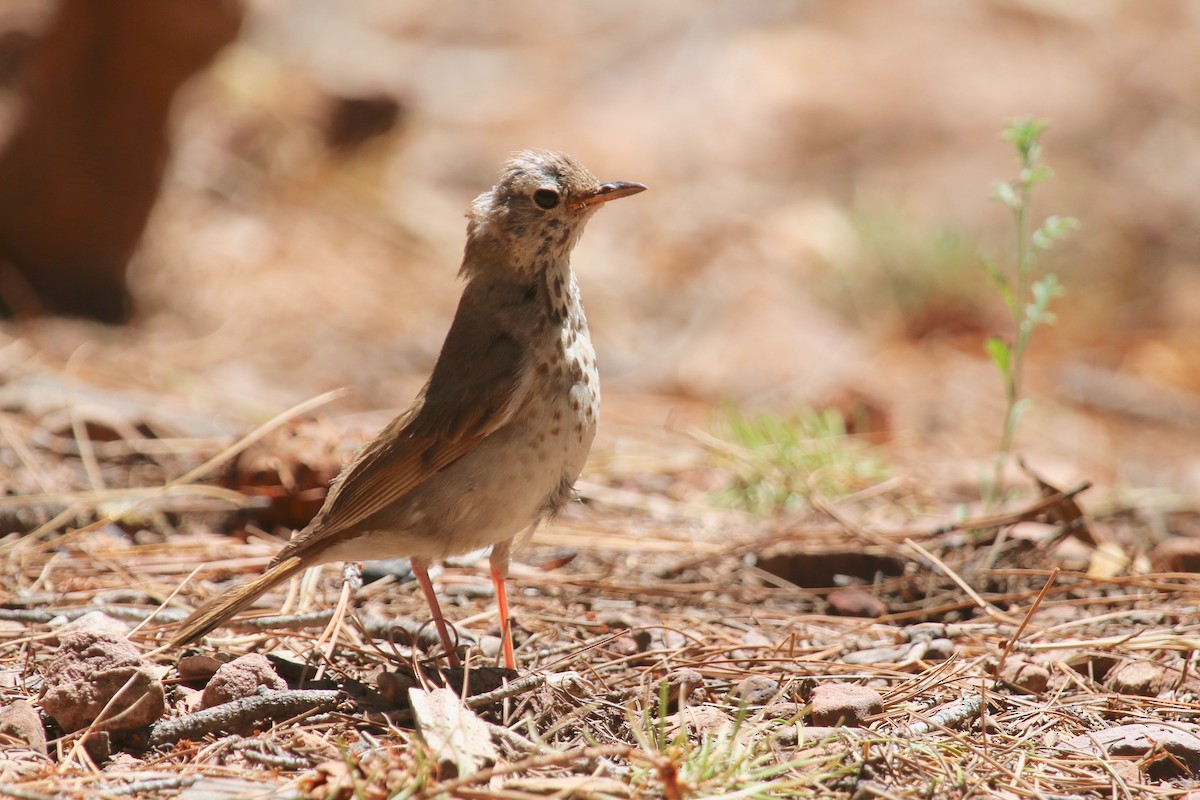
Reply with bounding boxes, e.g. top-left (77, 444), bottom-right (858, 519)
top-left (465, 150), bottom-right (645, 275)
